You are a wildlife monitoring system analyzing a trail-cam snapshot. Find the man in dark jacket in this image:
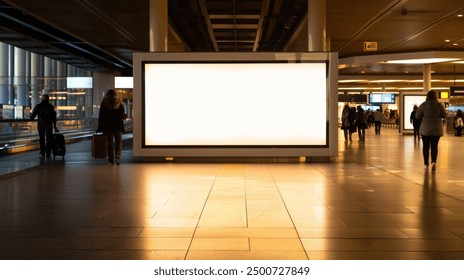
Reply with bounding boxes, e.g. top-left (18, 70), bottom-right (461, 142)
top-left (30, 94), bottom-right (58, 157)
